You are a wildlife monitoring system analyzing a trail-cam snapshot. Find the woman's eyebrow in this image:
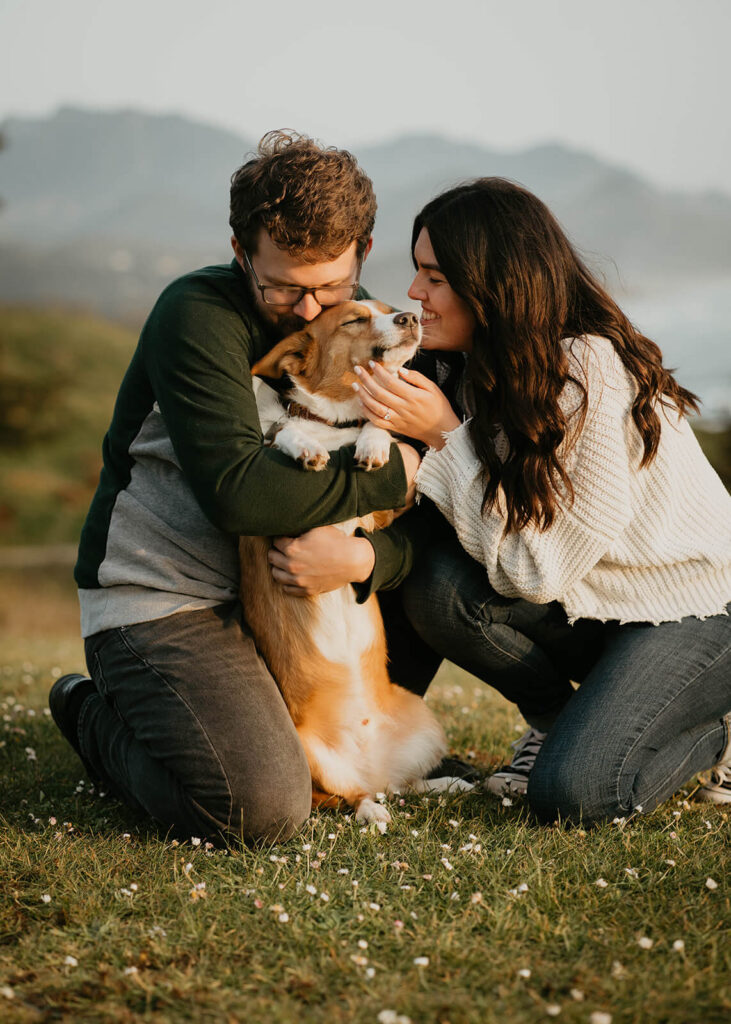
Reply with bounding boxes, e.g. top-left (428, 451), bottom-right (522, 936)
top-left (417, 260), bottom-right (442, 272)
